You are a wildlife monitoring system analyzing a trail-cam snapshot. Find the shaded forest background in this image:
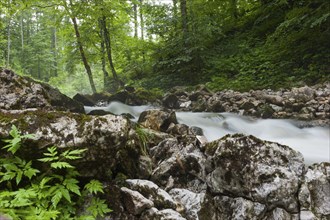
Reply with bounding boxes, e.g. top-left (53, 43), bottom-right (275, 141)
top-left (0, 0), bottom-right (329, 96)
